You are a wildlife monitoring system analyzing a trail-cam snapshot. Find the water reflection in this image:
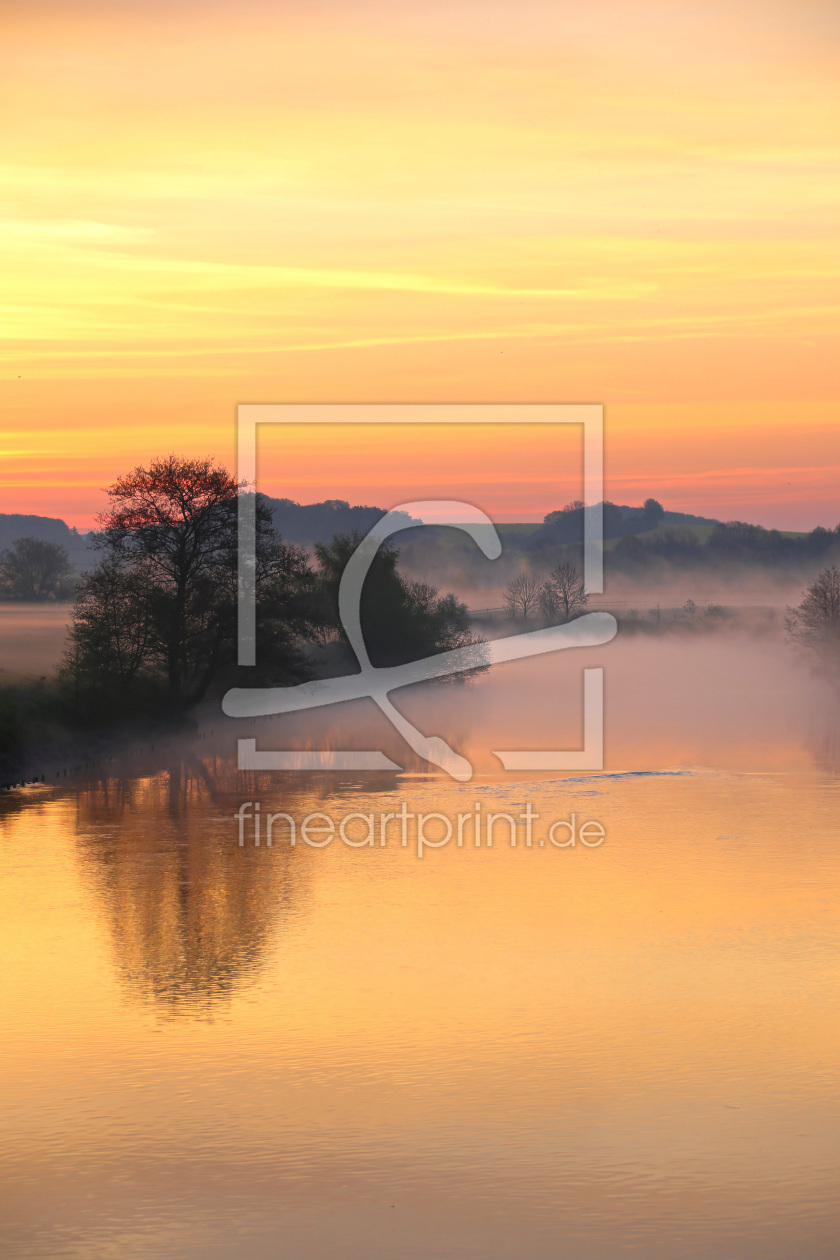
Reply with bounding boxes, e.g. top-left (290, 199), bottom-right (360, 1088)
top-left (805, 722), bottom-right (840, 777)
top-left (71, 757), bottom-right (309, 1017)
top-left (1, 743), bottom-right (840, 1259)
top-left (3, 627), bottom-right (840, 1259)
